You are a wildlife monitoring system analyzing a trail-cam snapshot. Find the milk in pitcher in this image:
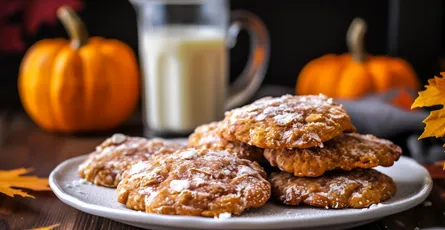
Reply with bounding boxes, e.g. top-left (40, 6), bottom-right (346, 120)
top-left (141, 26), bottom-right (227, 133)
